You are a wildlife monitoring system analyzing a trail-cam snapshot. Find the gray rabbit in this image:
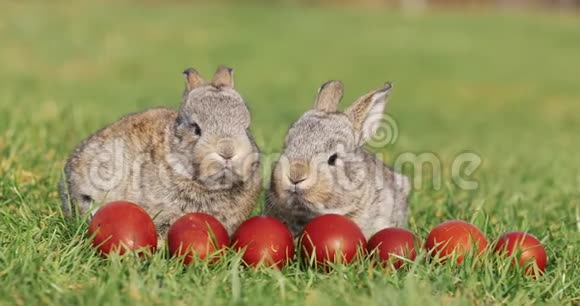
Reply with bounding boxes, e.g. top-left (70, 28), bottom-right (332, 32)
top-left (265, 80), bottom-right (410, 238)
top-left (60, 66), bottom-right (262, 236)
